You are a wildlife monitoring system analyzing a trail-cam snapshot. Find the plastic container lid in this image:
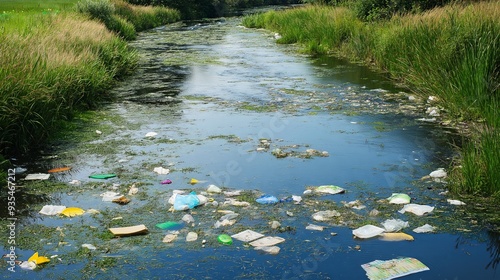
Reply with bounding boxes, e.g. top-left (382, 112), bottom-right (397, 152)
top-left (217, 234), bottom-right (233, 245)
